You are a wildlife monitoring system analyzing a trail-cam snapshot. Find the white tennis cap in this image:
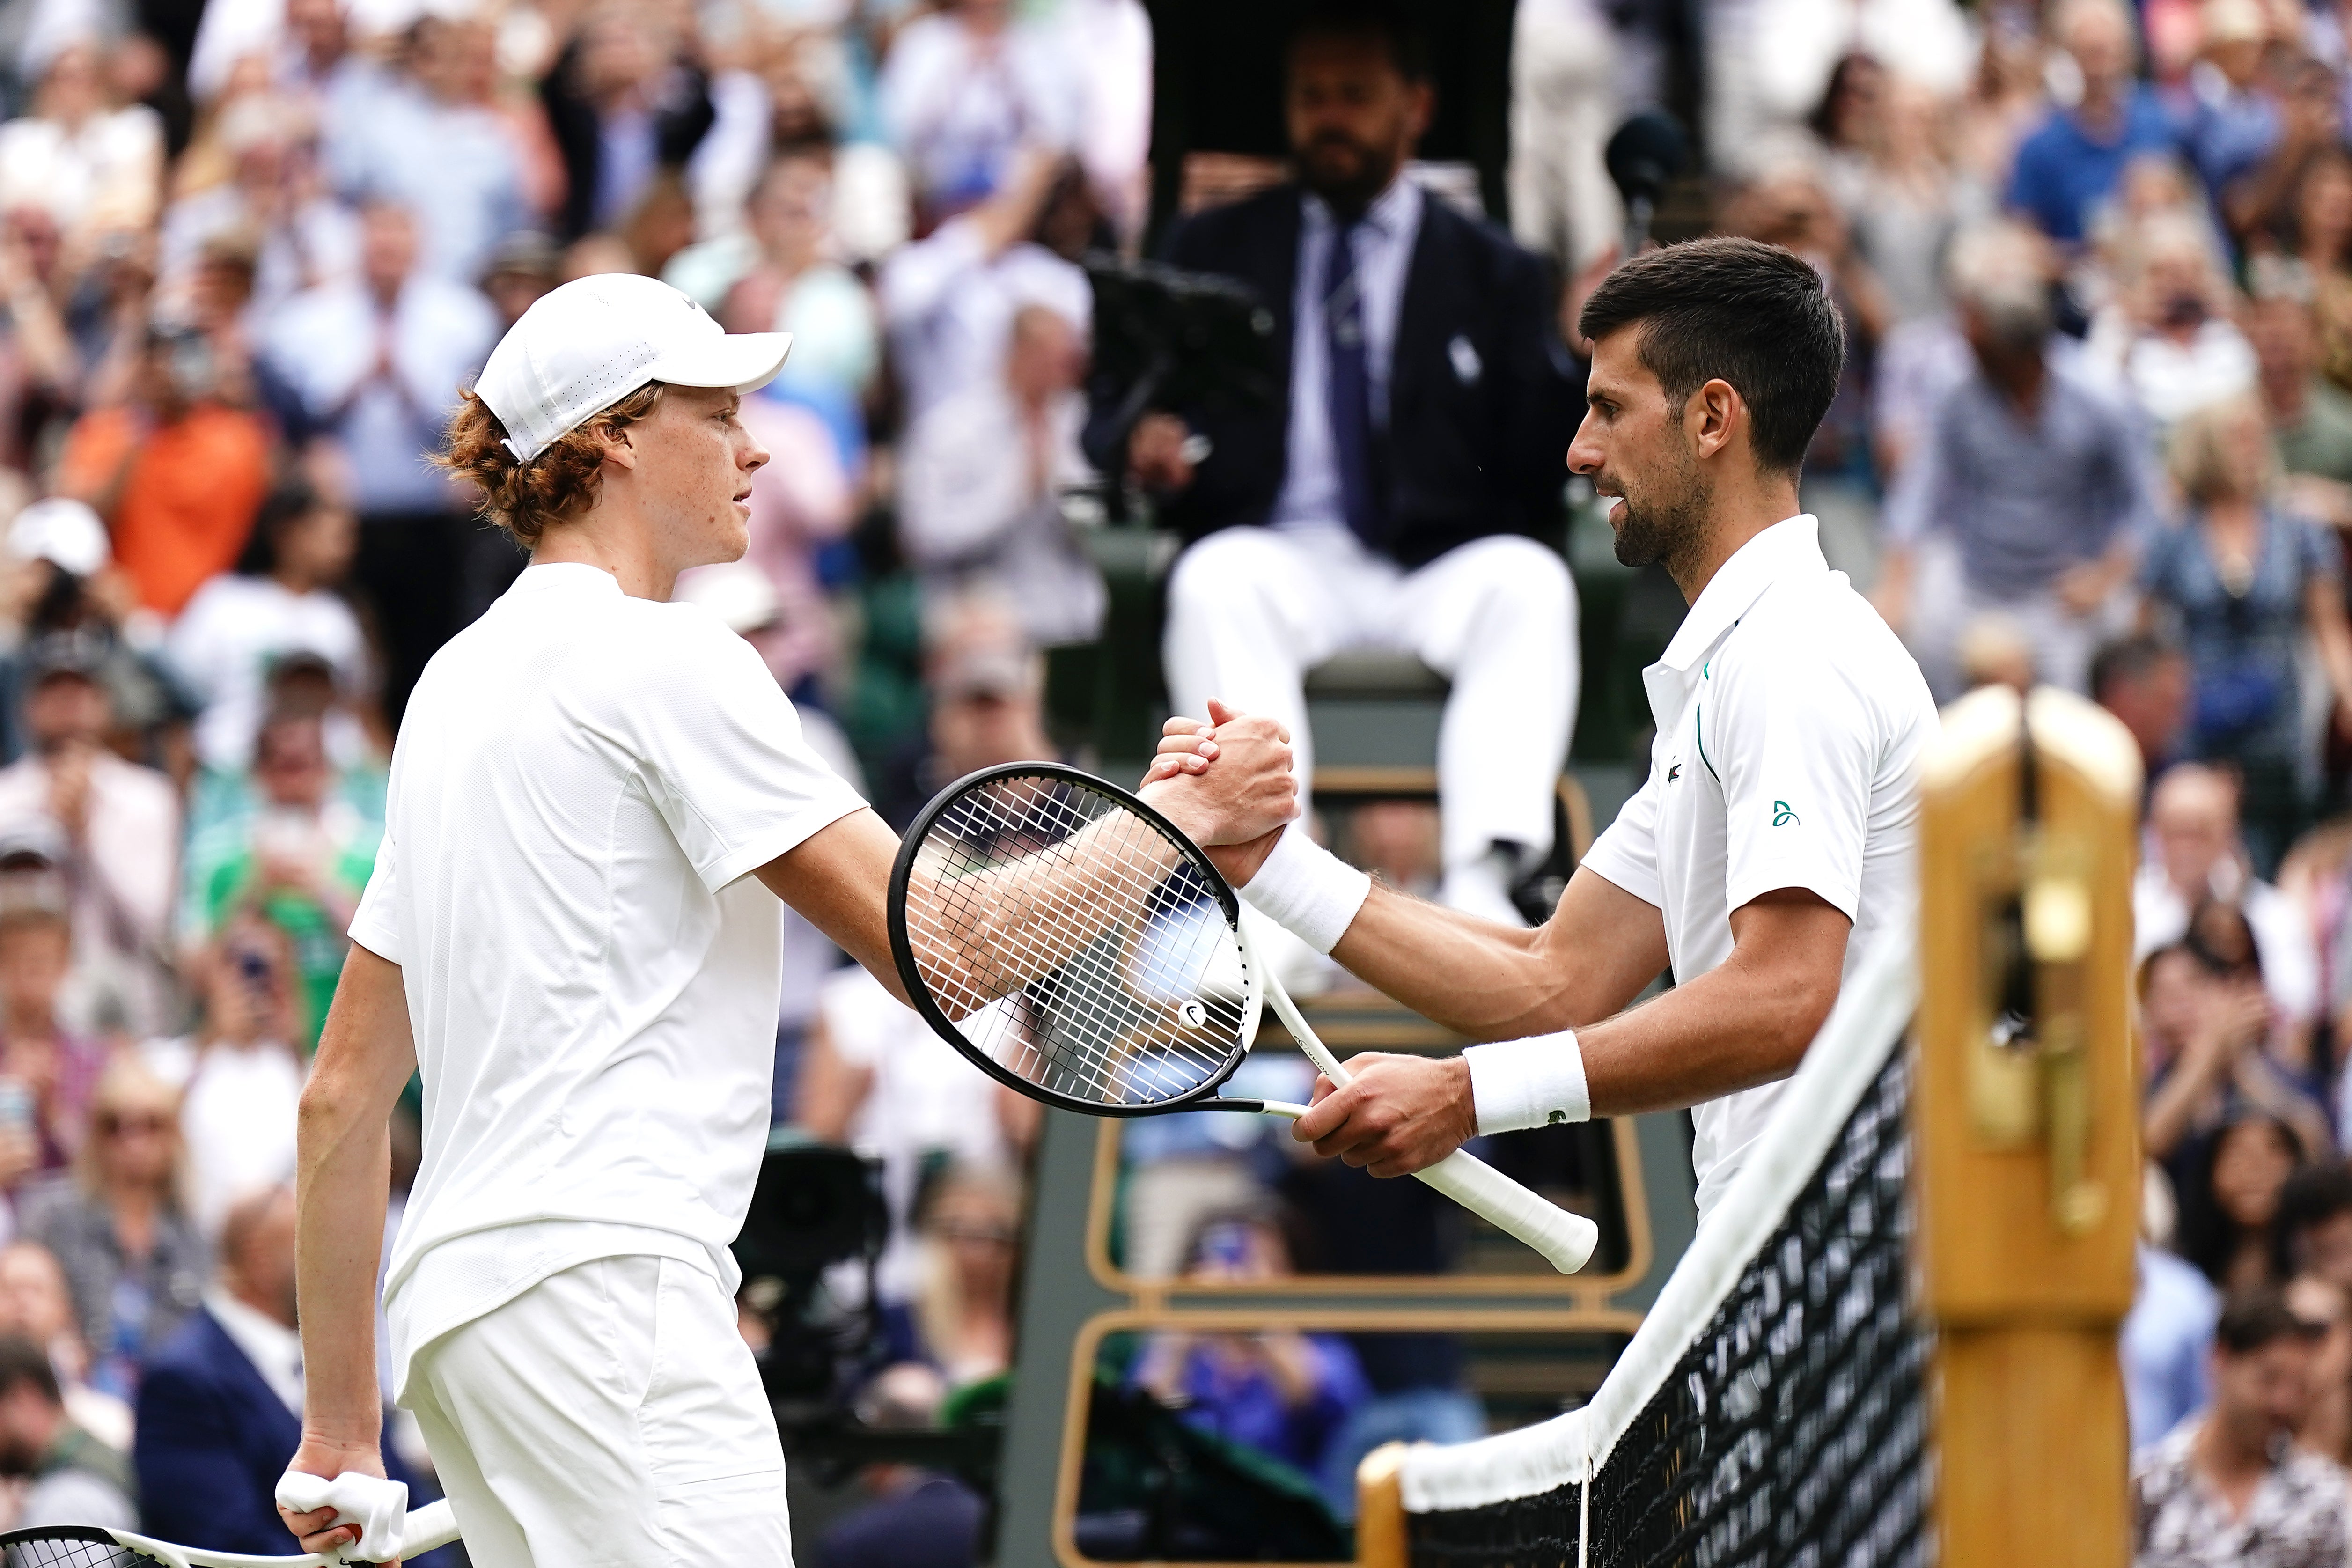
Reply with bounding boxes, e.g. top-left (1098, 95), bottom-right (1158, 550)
top-left (473, 273), bottom-right (792, 463)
